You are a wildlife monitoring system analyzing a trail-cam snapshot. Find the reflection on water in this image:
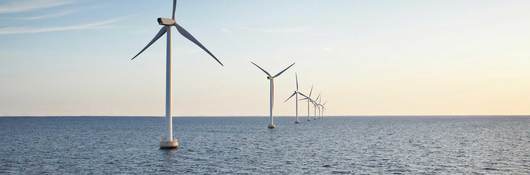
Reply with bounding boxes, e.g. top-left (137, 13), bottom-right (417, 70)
top-left (160, 149), bottom-right (179, 161)
top-left (0, 116), bottom-right (529, 174)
